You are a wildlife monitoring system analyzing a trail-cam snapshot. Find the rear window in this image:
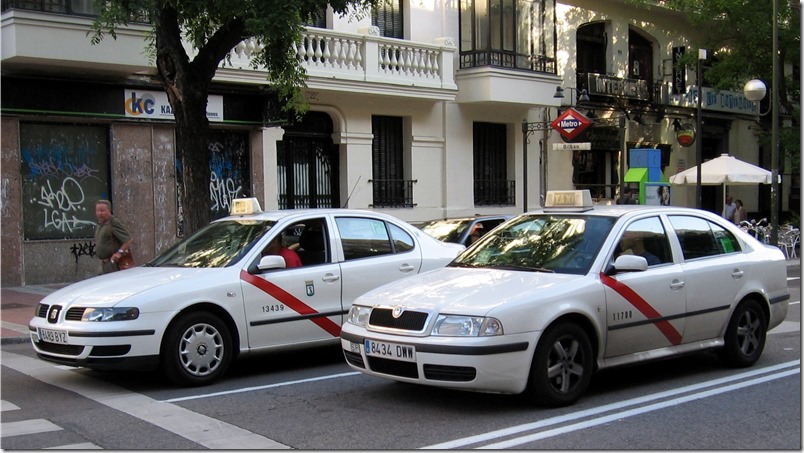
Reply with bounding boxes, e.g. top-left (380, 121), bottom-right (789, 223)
top-left (668, 215), bottom-right (741, 260)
